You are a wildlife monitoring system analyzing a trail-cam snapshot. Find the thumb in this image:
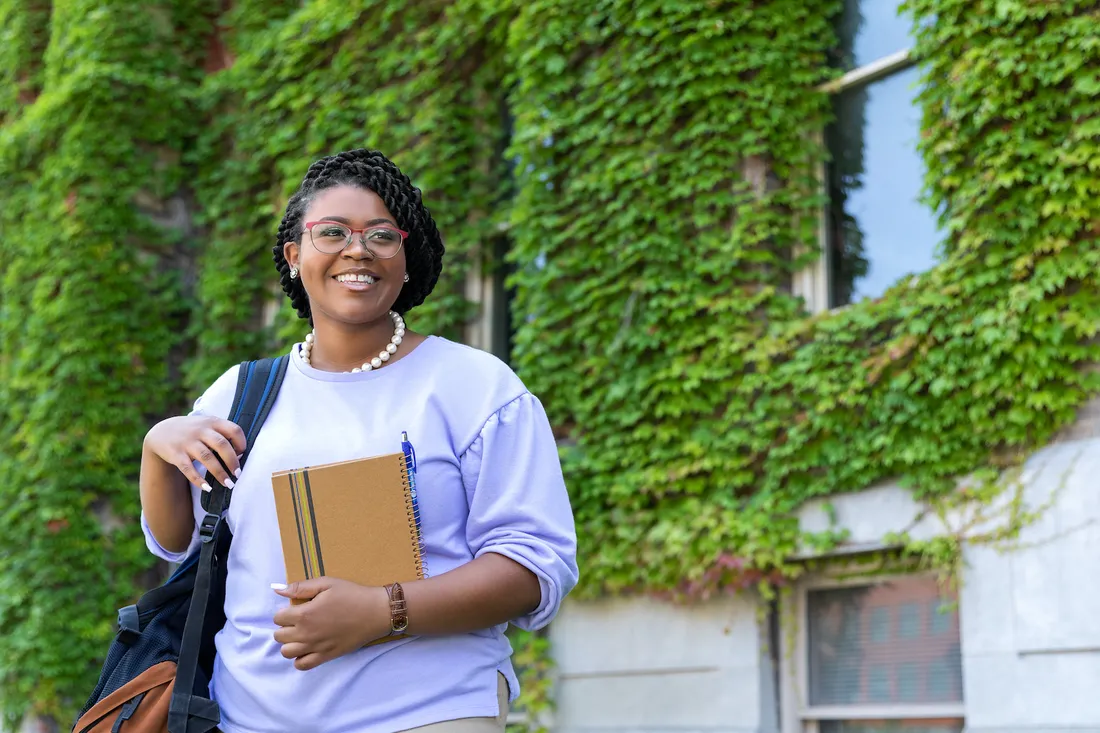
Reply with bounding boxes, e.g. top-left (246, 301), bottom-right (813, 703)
top-left (271, 578), bottom-right (331, 600)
